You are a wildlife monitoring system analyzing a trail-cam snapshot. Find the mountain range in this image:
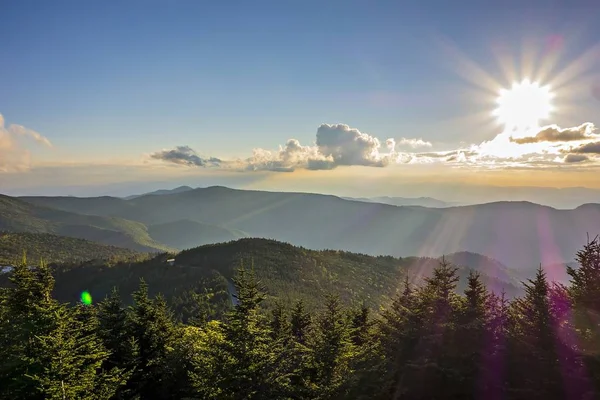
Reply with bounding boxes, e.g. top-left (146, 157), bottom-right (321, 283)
top-left (15, 186), bottom-right (598, 275)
